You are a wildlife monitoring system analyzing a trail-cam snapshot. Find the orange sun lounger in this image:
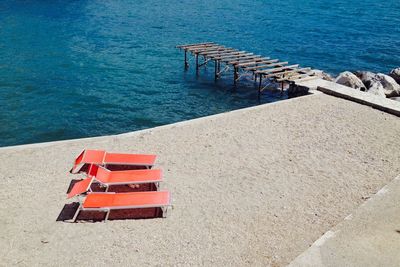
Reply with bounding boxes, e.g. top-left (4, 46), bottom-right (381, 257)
top-left (70, 149), bottom-right (157, 174)
top-left (71, 191), bottom-right (171, 222)
top-left (67, 165), bottom-right (163, 199)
